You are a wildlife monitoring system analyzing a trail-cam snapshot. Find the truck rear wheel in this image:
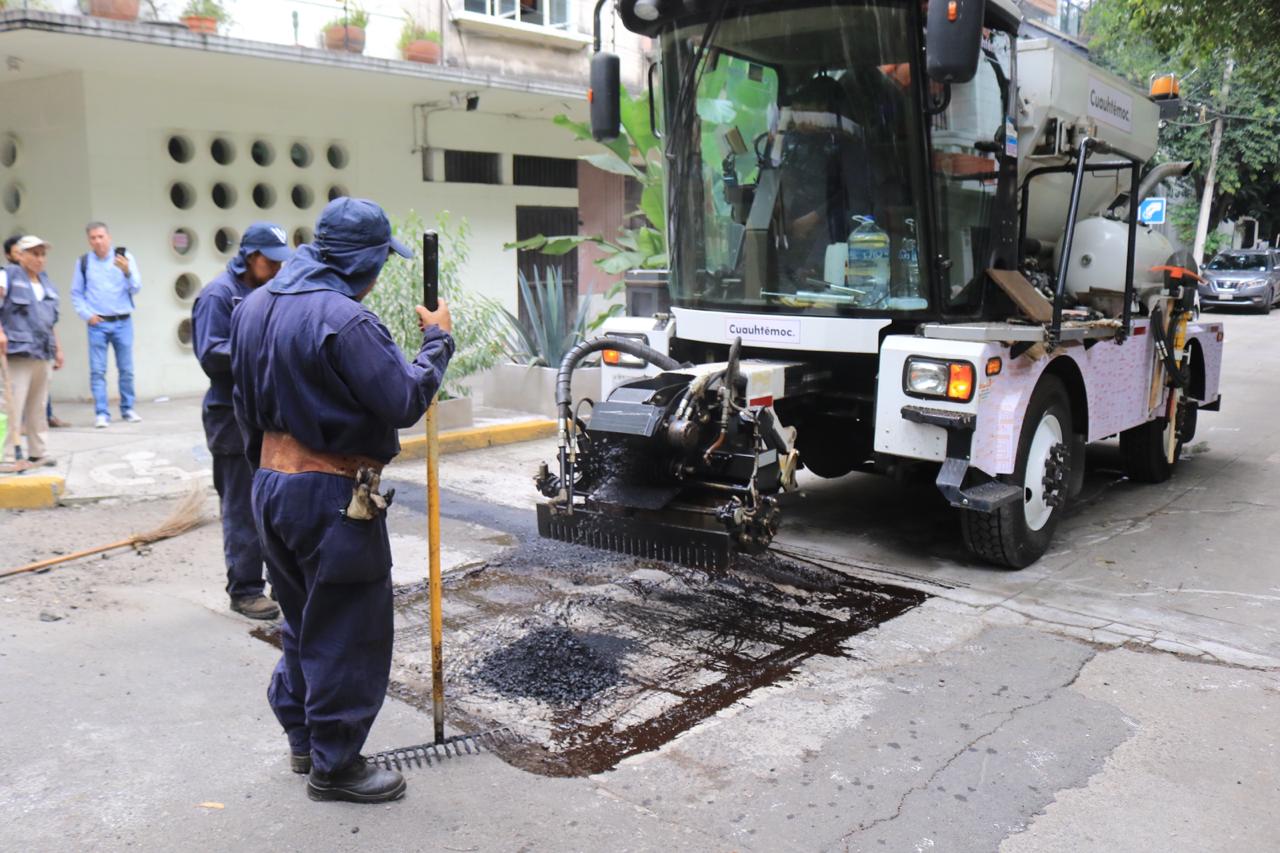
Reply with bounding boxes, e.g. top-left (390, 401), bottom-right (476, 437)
top-left (961, 377), bottom-right (1072, 569)
top-left (1120, 395), bottom-right (1195, 484)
